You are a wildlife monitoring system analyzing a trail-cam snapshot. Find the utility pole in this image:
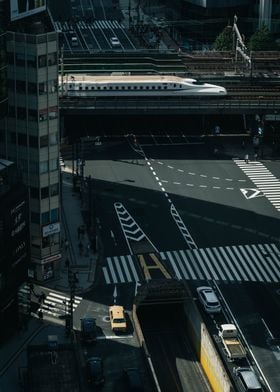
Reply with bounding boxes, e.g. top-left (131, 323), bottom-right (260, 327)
top-left (233, 15), bottom-right (251, 73)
